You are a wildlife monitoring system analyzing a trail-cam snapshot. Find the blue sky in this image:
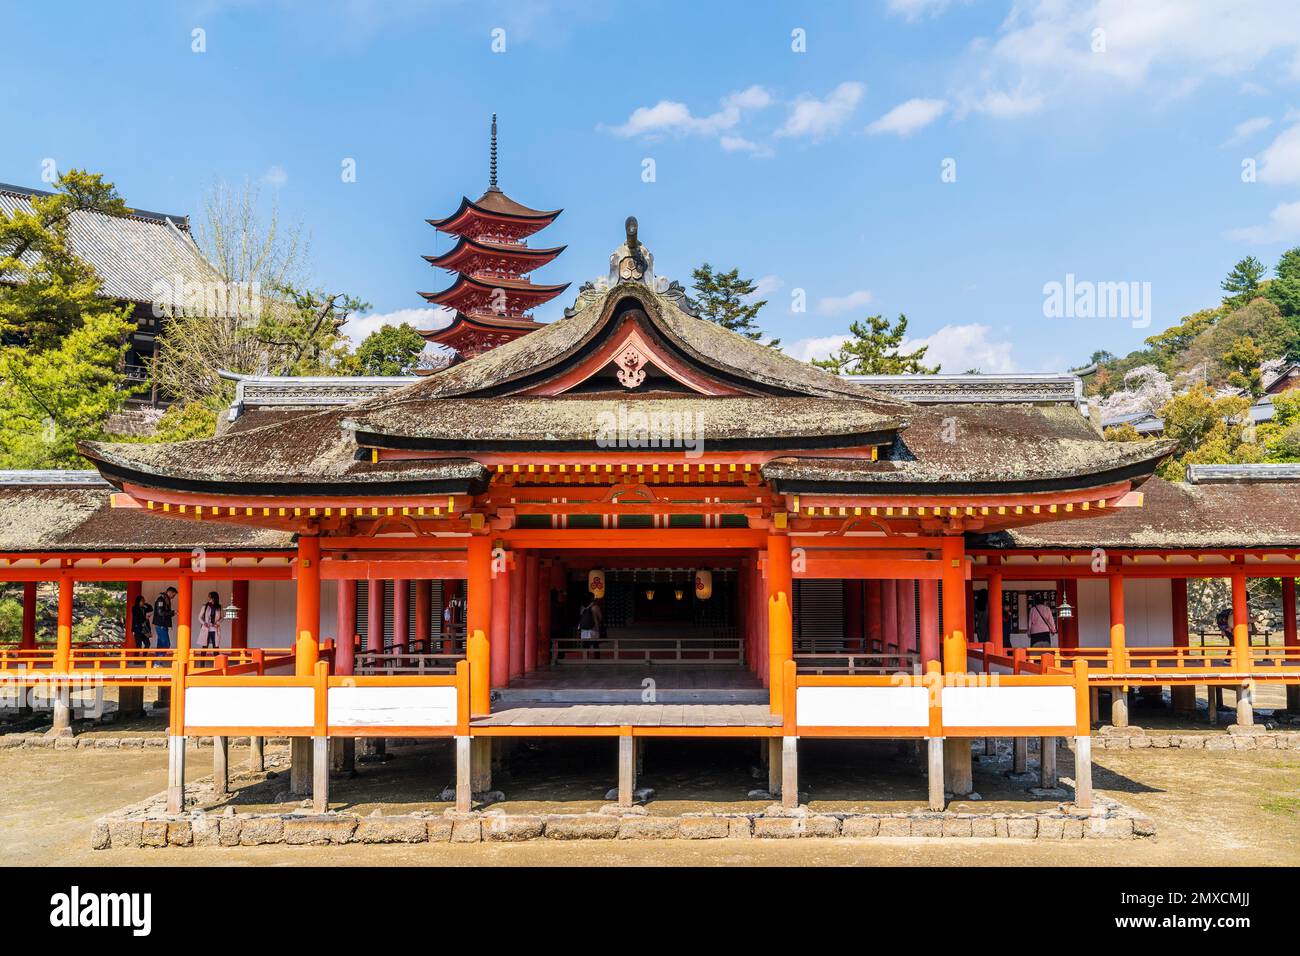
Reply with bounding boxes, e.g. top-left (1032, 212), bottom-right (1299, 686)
top-left (6, 0), bottom-right (1300, 372)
